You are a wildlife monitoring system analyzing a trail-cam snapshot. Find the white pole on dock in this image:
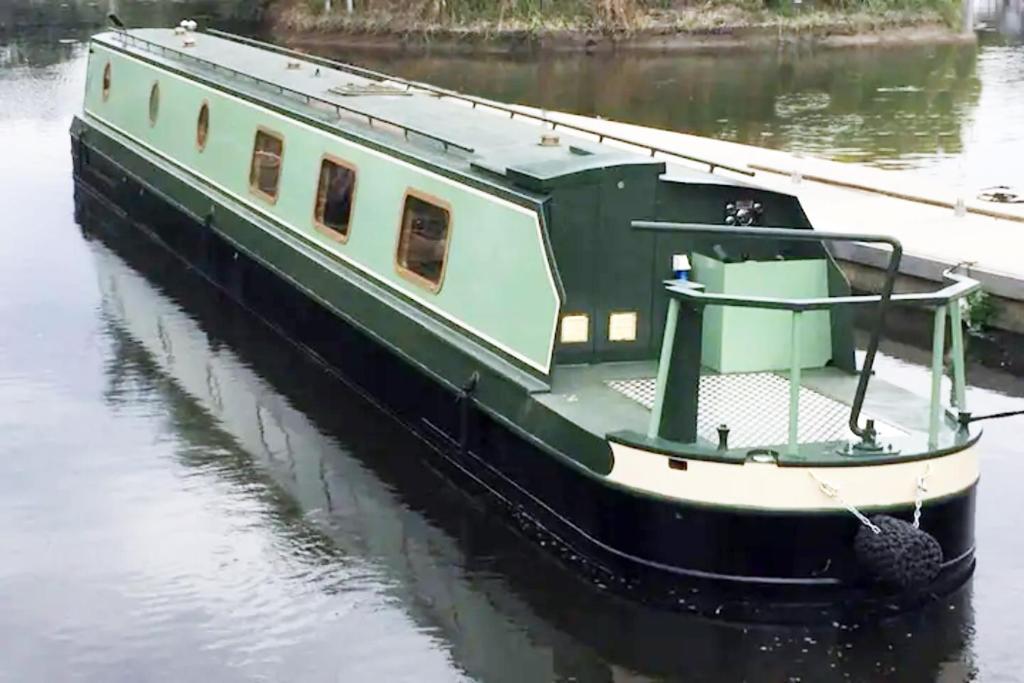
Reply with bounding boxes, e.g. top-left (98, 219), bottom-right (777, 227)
top-left (962, 0), bottom-right (975, 33)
